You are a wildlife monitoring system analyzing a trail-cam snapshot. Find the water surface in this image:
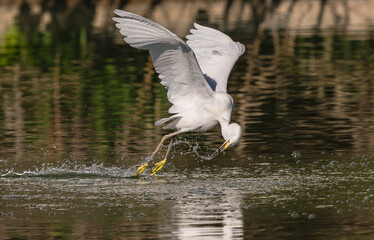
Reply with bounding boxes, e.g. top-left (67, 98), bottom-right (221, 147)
top-left (1, 0), bottom-right (374, 239)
